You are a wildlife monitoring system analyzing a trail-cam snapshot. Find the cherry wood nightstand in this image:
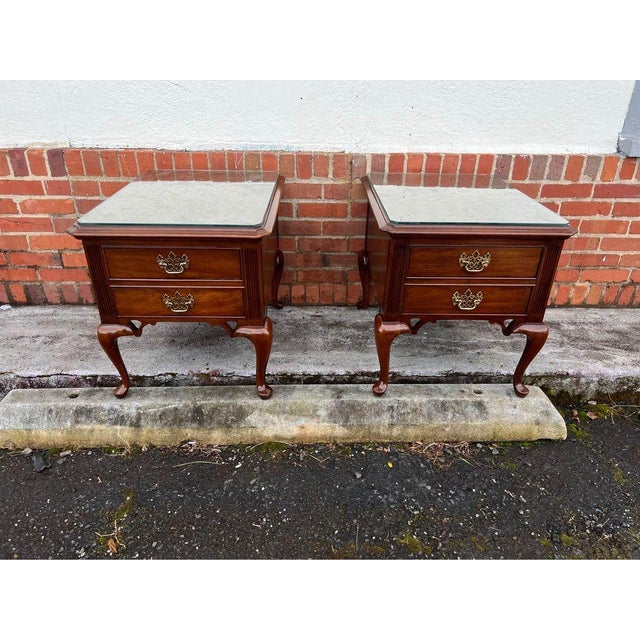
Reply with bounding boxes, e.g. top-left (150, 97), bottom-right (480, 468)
top-left (69, 171), bottom-right (284, 399)
top-left (359, 174), bottom-right (576, 397)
